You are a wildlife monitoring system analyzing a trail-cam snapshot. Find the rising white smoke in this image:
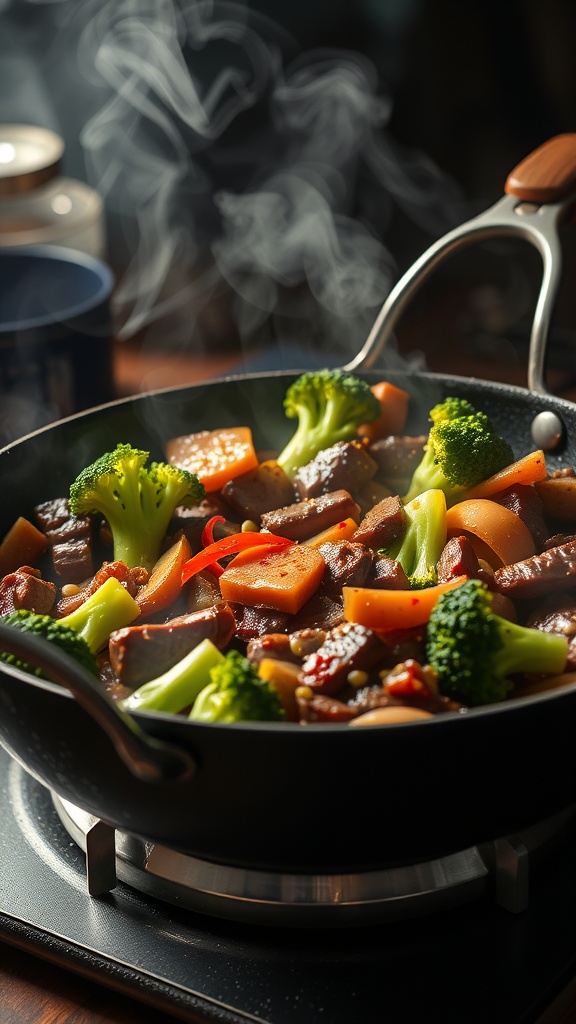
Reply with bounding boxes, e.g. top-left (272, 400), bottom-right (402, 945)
top-left (0, 0), bottom-right (465, 363)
